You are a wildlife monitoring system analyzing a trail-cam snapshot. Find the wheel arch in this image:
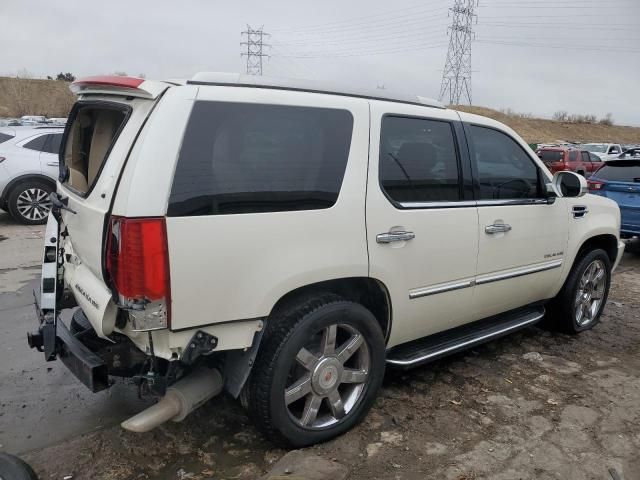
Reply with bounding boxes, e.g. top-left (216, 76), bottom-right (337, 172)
top-left (1, 173), bottom-right (56, 201)
top-left (268, 277), bottom-right (393, 344)
top-left (577, 233), bottom-right (618, 264)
